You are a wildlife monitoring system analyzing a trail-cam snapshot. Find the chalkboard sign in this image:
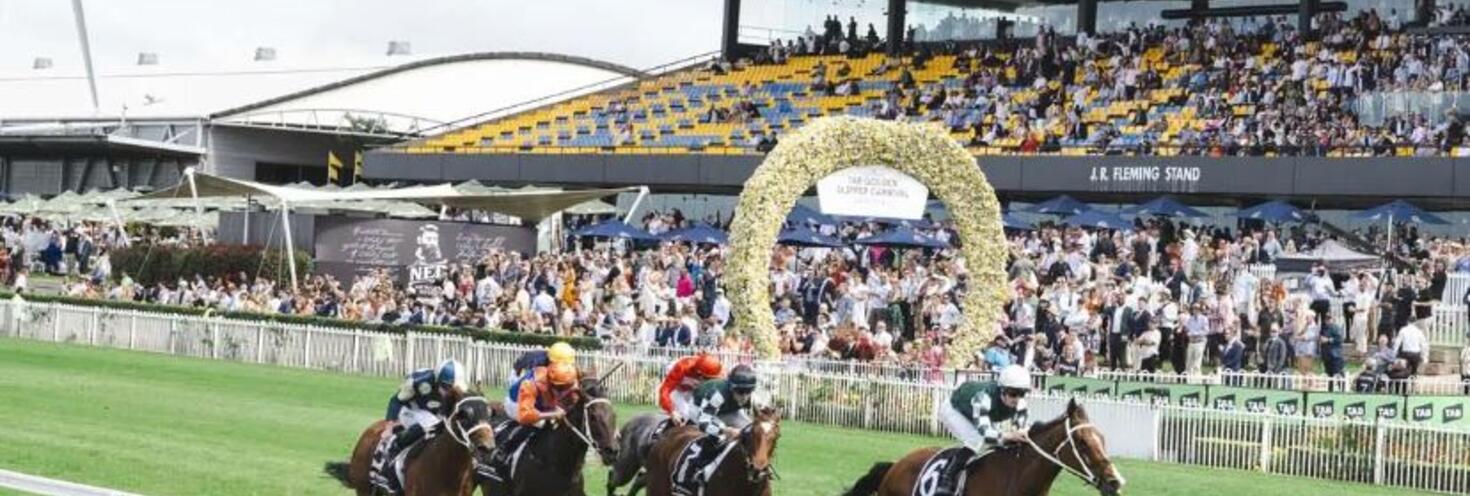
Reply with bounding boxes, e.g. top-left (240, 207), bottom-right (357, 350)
top-left (314, 217), bottom-right (535, 294)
